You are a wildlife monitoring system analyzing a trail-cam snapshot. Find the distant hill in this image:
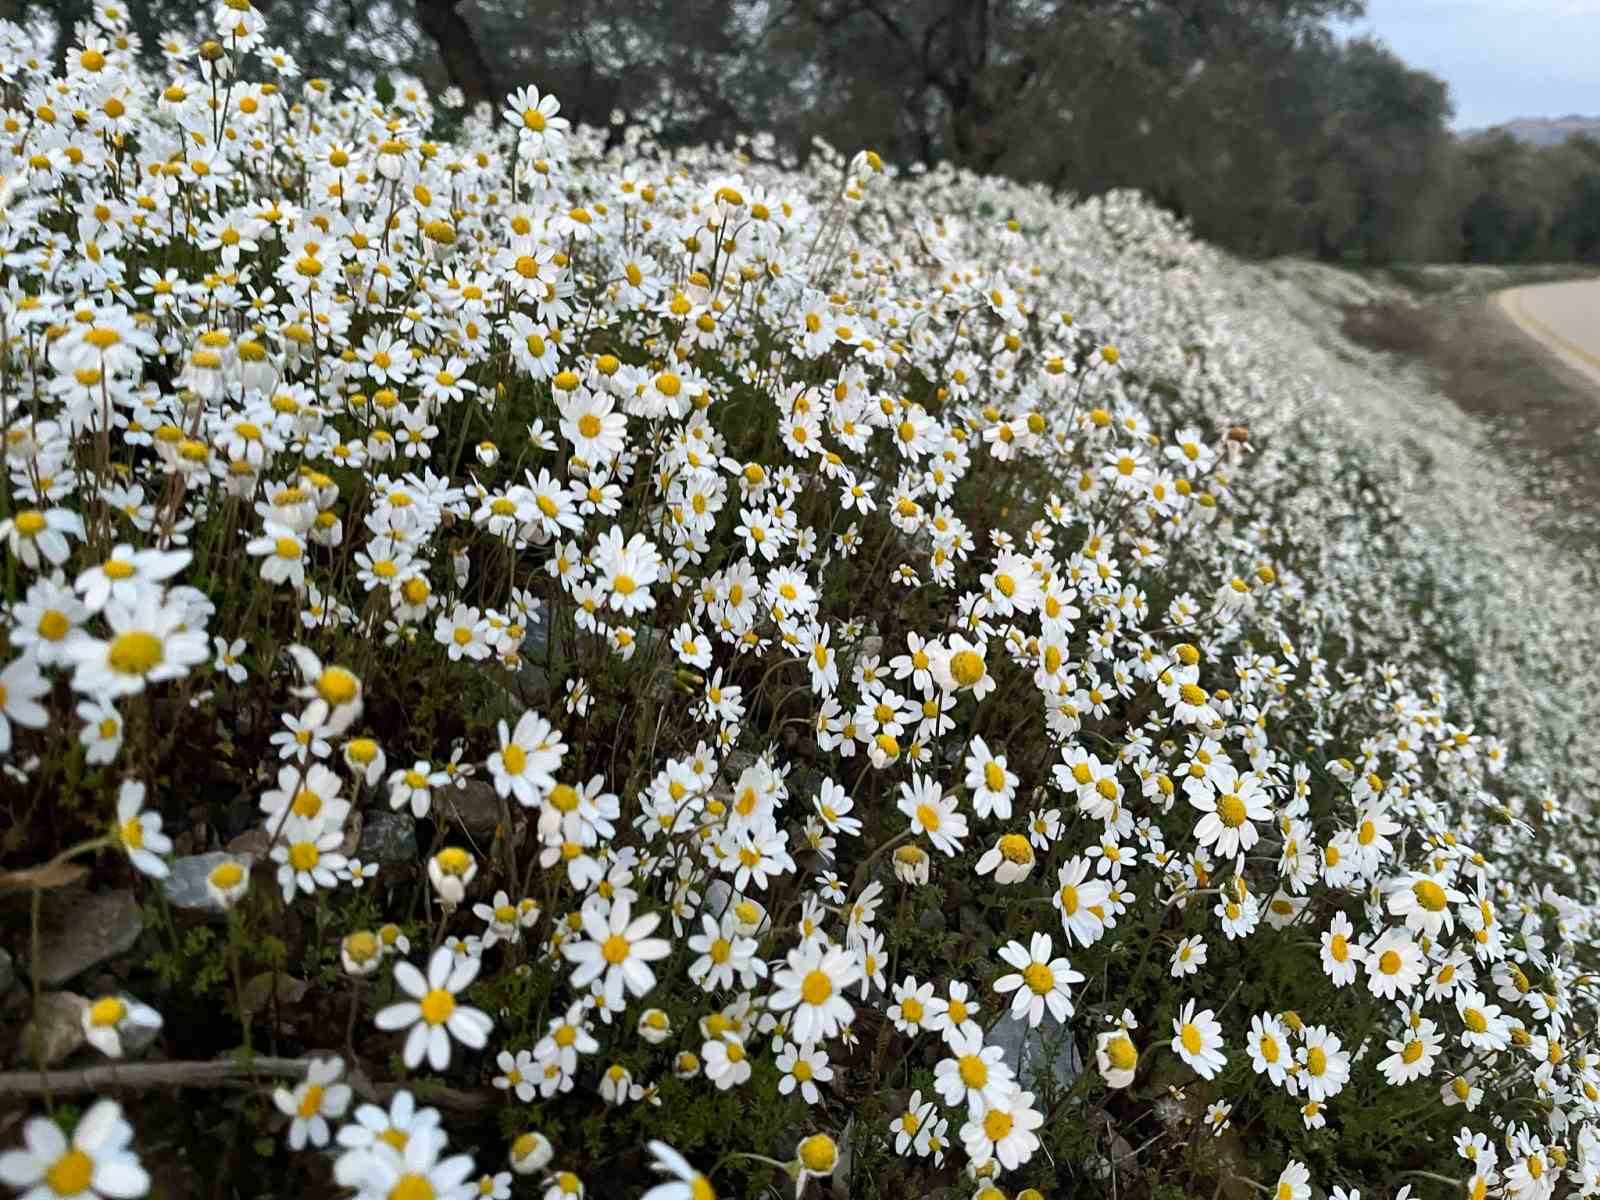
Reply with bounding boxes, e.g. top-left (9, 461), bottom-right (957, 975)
top-left (1461, 115), bottom-right (1600, 146)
